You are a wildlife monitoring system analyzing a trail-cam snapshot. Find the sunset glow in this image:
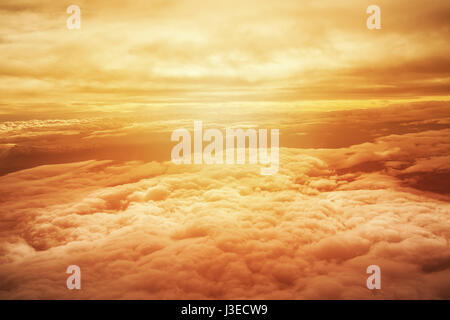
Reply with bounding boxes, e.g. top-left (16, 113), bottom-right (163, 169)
top-left (0, 0), bottom-right (449, 299)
